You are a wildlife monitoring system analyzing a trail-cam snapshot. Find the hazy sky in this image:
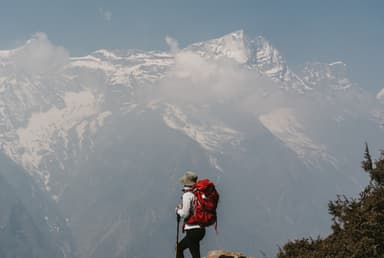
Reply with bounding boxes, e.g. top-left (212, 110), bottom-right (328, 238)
top-left (0, 0), bottom-right (383, 91)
